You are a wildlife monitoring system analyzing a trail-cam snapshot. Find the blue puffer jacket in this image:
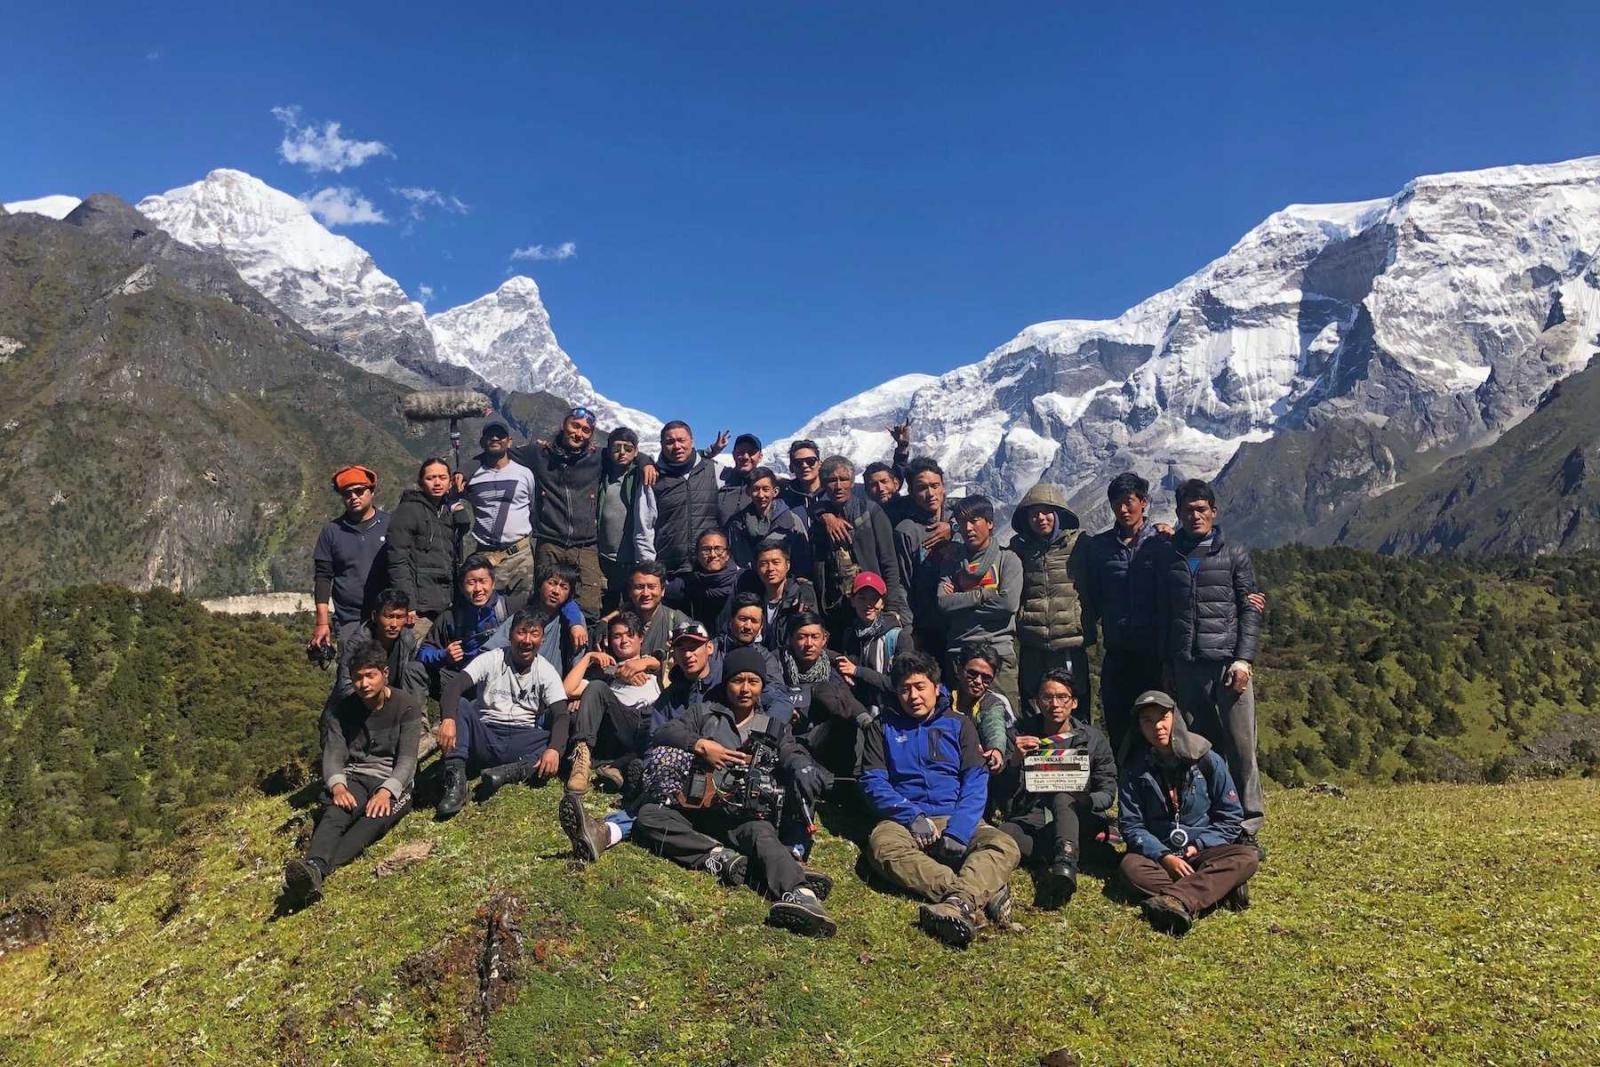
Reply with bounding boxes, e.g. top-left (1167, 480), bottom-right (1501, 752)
top-left (1080, 521), bottom-right (1166, 653)
top-left (859, 691), bottom-right (987, 847)
top-left (1118, 730), bottom-right (1244, 861)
